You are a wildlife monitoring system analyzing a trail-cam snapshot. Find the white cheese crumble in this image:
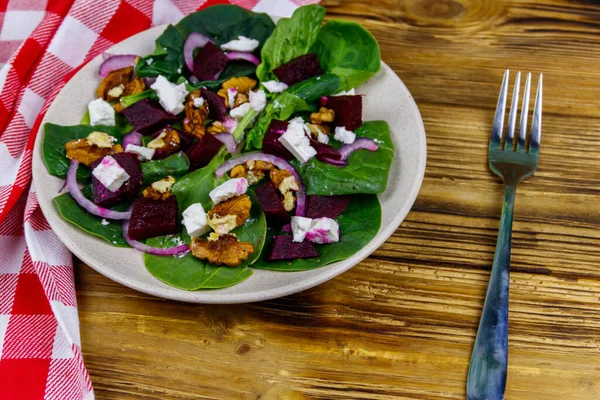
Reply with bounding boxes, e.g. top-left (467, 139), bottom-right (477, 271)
top-left (230, 102), bottom-right (252, 119)
top-left (262, 80), bottom-right (288, 93)
top-left (92, 156), bottom-right (130, 192)
top-left (334, 126), bottom-right (356, 144)
top-left (220, 36), bottom-right (260, 52)
top-left (125, 144), bottom-right (155, 161)
top-left (193, 97), bottom-right (205, 107)
top-left (249, 89), bottom-right (267, 113)
top-left (278, 119), bottom-right (316, 164)
top-left (182, 203), bottom-right (210, 238)
top-left (209, 178), bottom-right (249, 204)
top-left (291, 216), bottom-right (312, 243)
top-left (306, 217), bottom-right (339, 244)
top-left (88, 98), bottom-right (115, 126)
top-left (107, 84), bottom-right (125, 98)
top-left (227, 88), bottom-right (237, 109)
top-left (150, 75), bottom-right (189, 115)
top-left (333, 88), bottom-right (356, 96)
